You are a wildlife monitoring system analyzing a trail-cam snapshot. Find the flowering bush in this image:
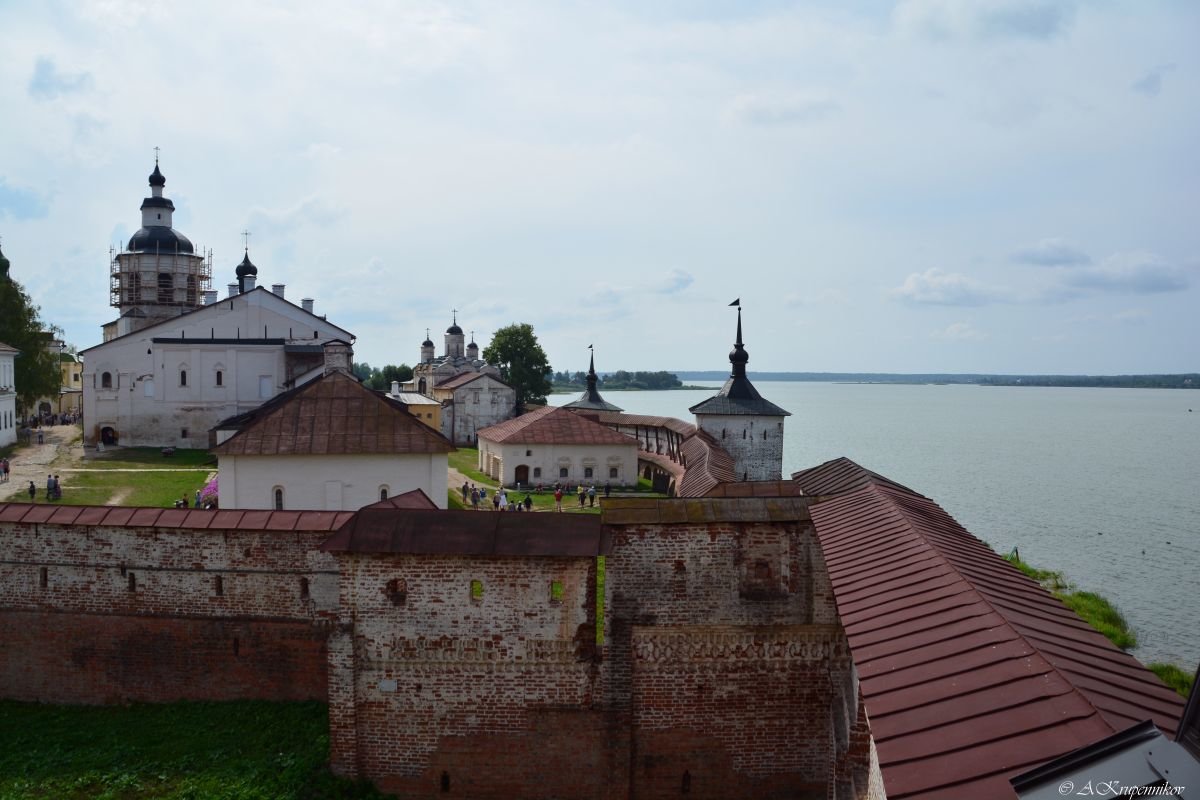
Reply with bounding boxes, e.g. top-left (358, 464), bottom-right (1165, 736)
top-left (199, 475), bottom-right (219, 507)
